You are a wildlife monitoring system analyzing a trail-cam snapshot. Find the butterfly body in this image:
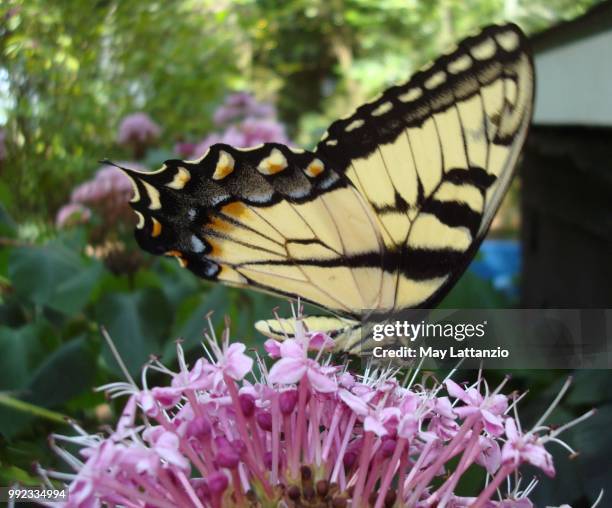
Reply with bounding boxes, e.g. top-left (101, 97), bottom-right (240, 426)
top-left (123, 24), bottom-right (534, 353)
